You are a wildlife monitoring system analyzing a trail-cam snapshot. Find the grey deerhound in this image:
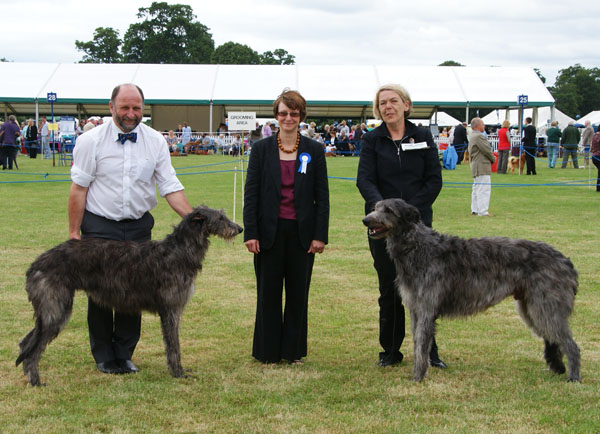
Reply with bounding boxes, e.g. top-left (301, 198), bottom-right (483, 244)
top-left (16, 206), bottom-right (242, 386)
top-left (363, 198), bottom-right (580, 382)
